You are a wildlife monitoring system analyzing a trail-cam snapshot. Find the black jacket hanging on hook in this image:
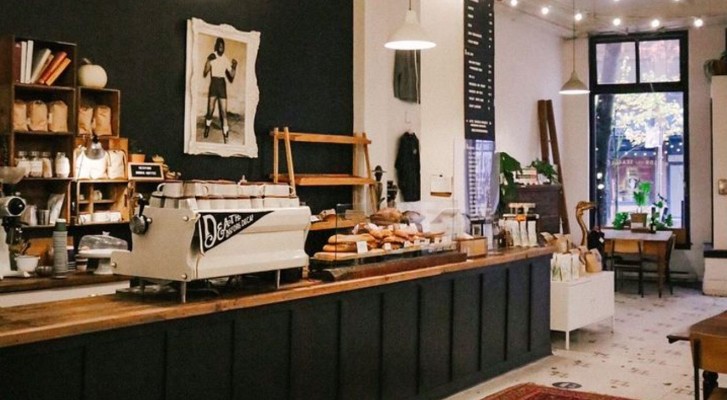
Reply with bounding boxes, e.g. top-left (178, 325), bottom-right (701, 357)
top-left (393, 50), bottom-right (420, 103)
top-left (395, 131), bottom-right (421, 202)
